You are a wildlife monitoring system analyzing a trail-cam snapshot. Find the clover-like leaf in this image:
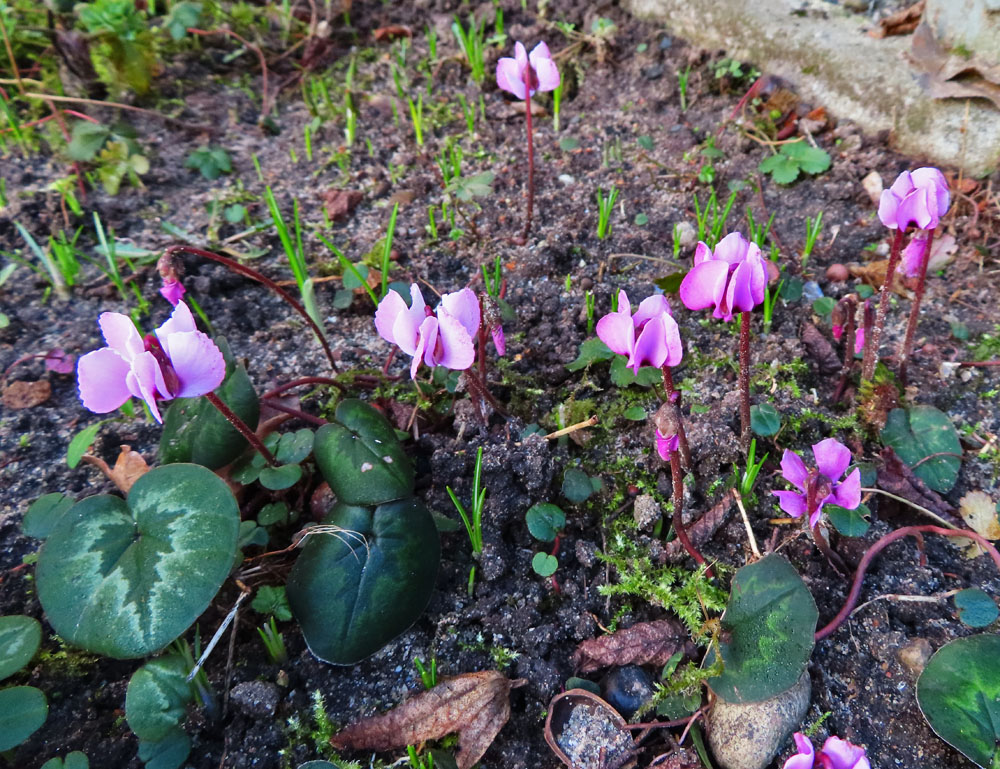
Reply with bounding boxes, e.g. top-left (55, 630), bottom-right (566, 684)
top-left (0, 615), bottom-right (42, 681)
top-left (313, 399), bottom-right (414, 505)
top-left (917, 634), bottom-right (1000, 768)
top-left (40, 751), bottom-right (89, 769)
top-left (0, 686), bottom-right (48, 751)
top-left (287, 498), bottom-right (440, 665)
top-left (881, 405), bottom-right (962, 493)
top-left (125, 654), bottom-right (193, 742)
top-left (709, 554), bottom-right (818, 703)
top-left (36, 464), bottom-right (240, 659)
